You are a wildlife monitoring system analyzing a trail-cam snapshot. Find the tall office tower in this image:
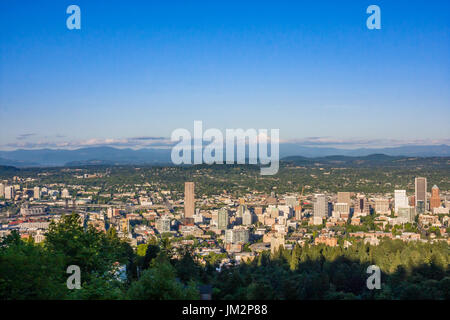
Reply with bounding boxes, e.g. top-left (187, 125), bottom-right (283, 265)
top-left (184, 182), bottom-right (195, 218)
top-left (415, 177), bottom-right (427, 214)
top-left (294, 205), bottom-right (303, 220)
top-left (354, 196), bottom-right (370, 215)
top-left (218, 208), bottom-right (229, 230)
top-left (236, 204), bottom-right (247, 218)
top-left (242, 210), bottom-right (253, 226)
top-left (0, 183), bottom-right (4, 198)
top-left (4, 186), bottom-right (14, 200)
top-left (394, 190), bottom-right (408, 213)
top-left (33, 186), bottom-right (41, 199)
top-left (337, 192), bottom-right (352, 207)
top-left (430, 185), bottom-right (441, 210)
top-left (314, 194), bottom-right (327, 218)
